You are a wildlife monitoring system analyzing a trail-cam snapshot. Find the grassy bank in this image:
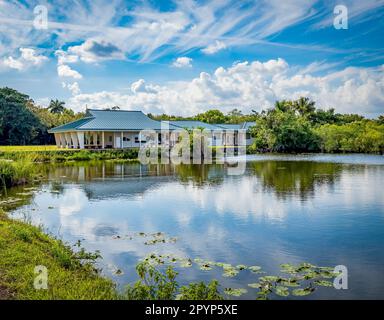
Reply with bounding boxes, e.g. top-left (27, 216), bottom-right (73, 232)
top-left (0, 157), bottom-right (38, 190)
top-left (0, 147), bottom-right (139, 163)
top-left (0, 210), bottom-right (117, 299)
